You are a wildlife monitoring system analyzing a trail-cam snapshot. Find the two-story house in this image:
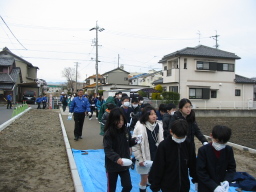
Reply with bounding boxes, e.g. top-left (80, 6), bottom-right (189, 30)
top-left (158, 45), bottom-right (255, 109)
top-left (129, 70), bottom-right (162, 87)
top-left (0, 47), bottom-right (41, 102)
